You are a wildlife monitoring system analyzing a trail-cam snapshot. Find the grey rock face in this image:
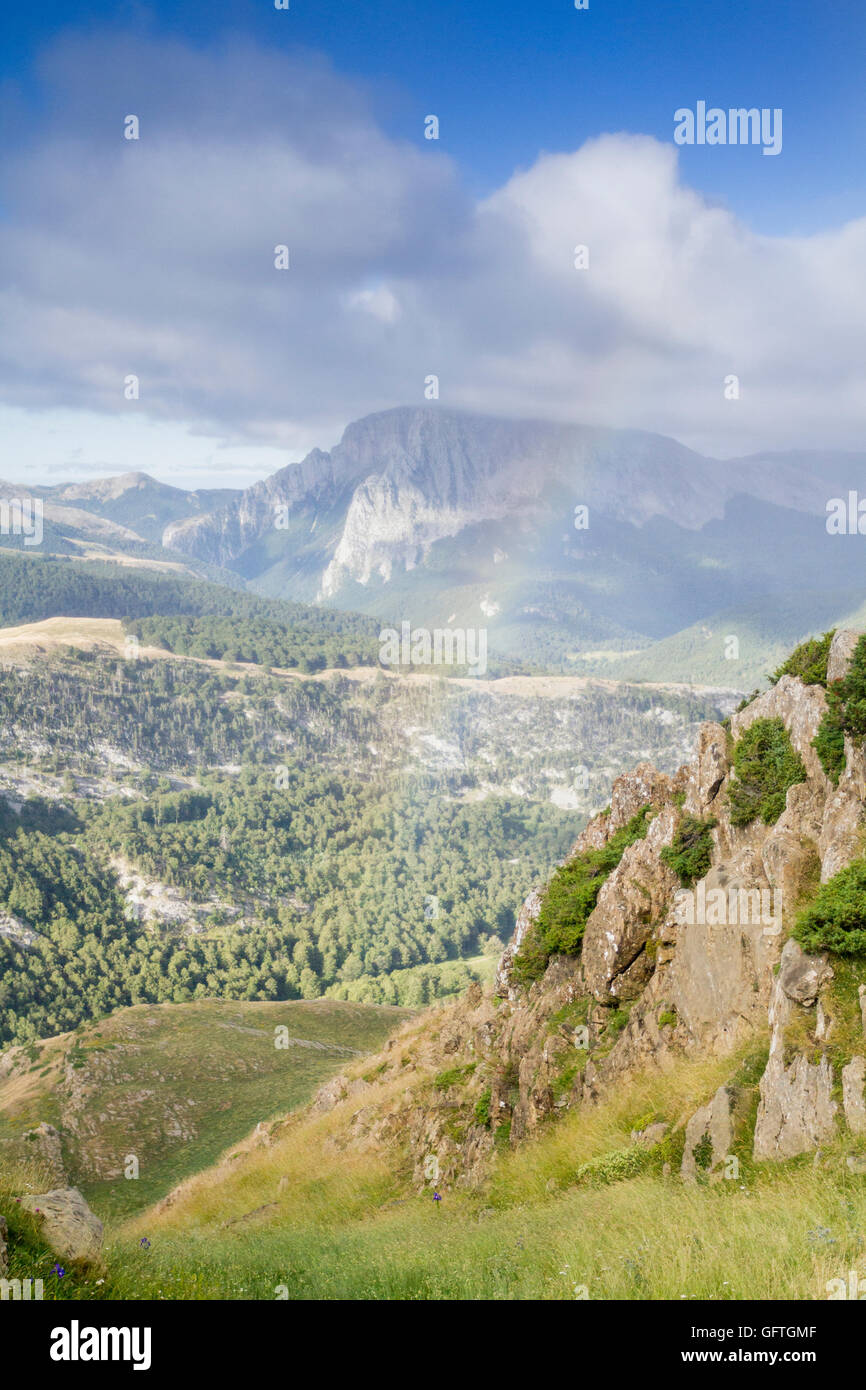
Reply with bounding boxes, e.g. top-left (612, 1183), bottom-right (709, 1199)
top-left (753, 970), bottom-right (837, 1160)
top-left (683, 722), bottom-right (729, 816)
top-left (581, 805), bottom-right (679, 1003)
top-left (777, 938), bottom-right (833, 1006)
top-left (842, 1057), bottom-right (866, 1136)
top-left (663, 913), bottom-right (779, 1055)
top-left (826, 629), bottom-right (860, 685)
top-left (20, 1188), bottom-right (103, 1267)
top-left (754, 1051), bottom-right (837, 1160)
top-left (495, 886), bottom-right (544, 1000)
